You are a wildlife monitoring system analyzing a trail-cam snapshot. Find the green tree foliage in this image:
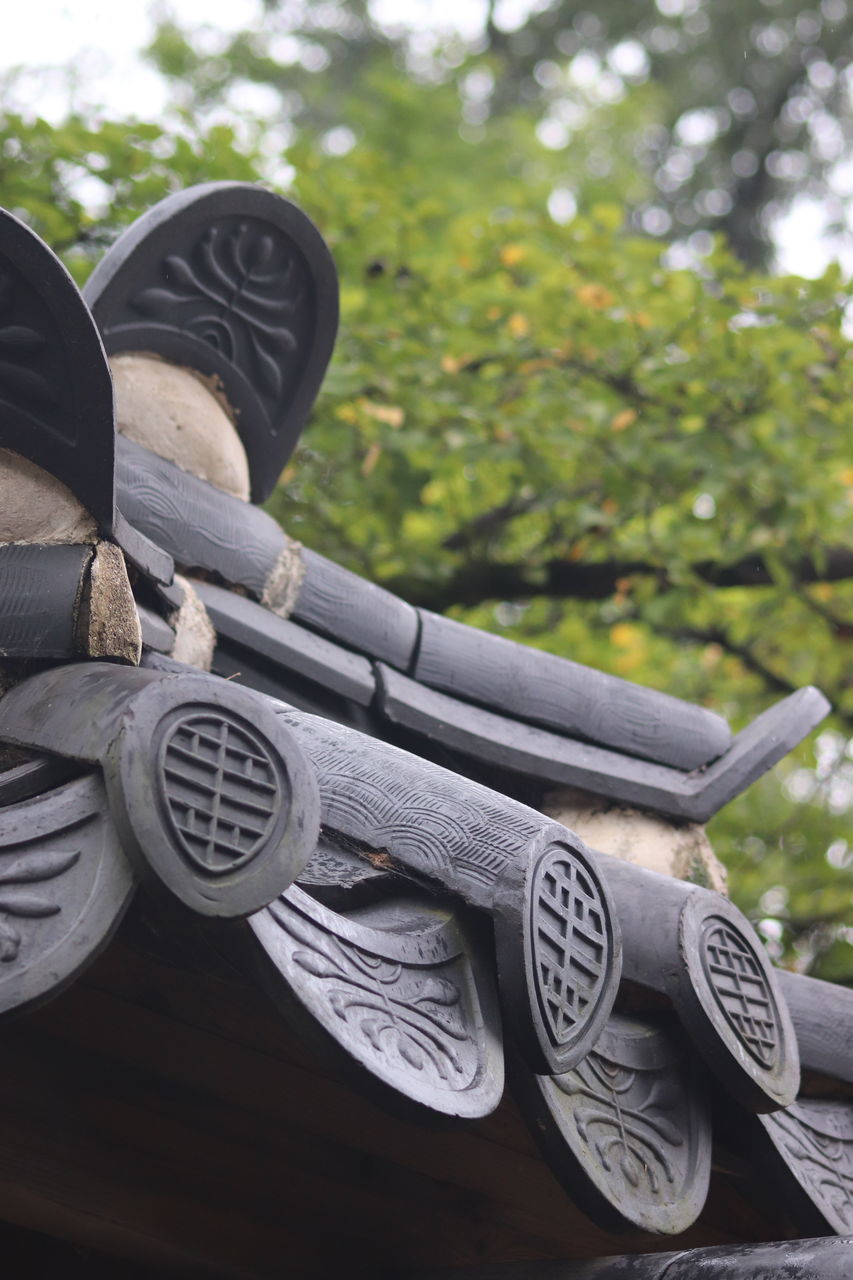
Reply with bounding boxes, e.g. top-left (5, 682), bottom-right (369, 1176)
top-left (148, 0), bottom-right (853, 268)
top-left (0, 106), bottom-right (265, 282)
top-left (0, 31), bottom-right (850, 978)
top-left (277, 78), bottom-right (853, 982)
